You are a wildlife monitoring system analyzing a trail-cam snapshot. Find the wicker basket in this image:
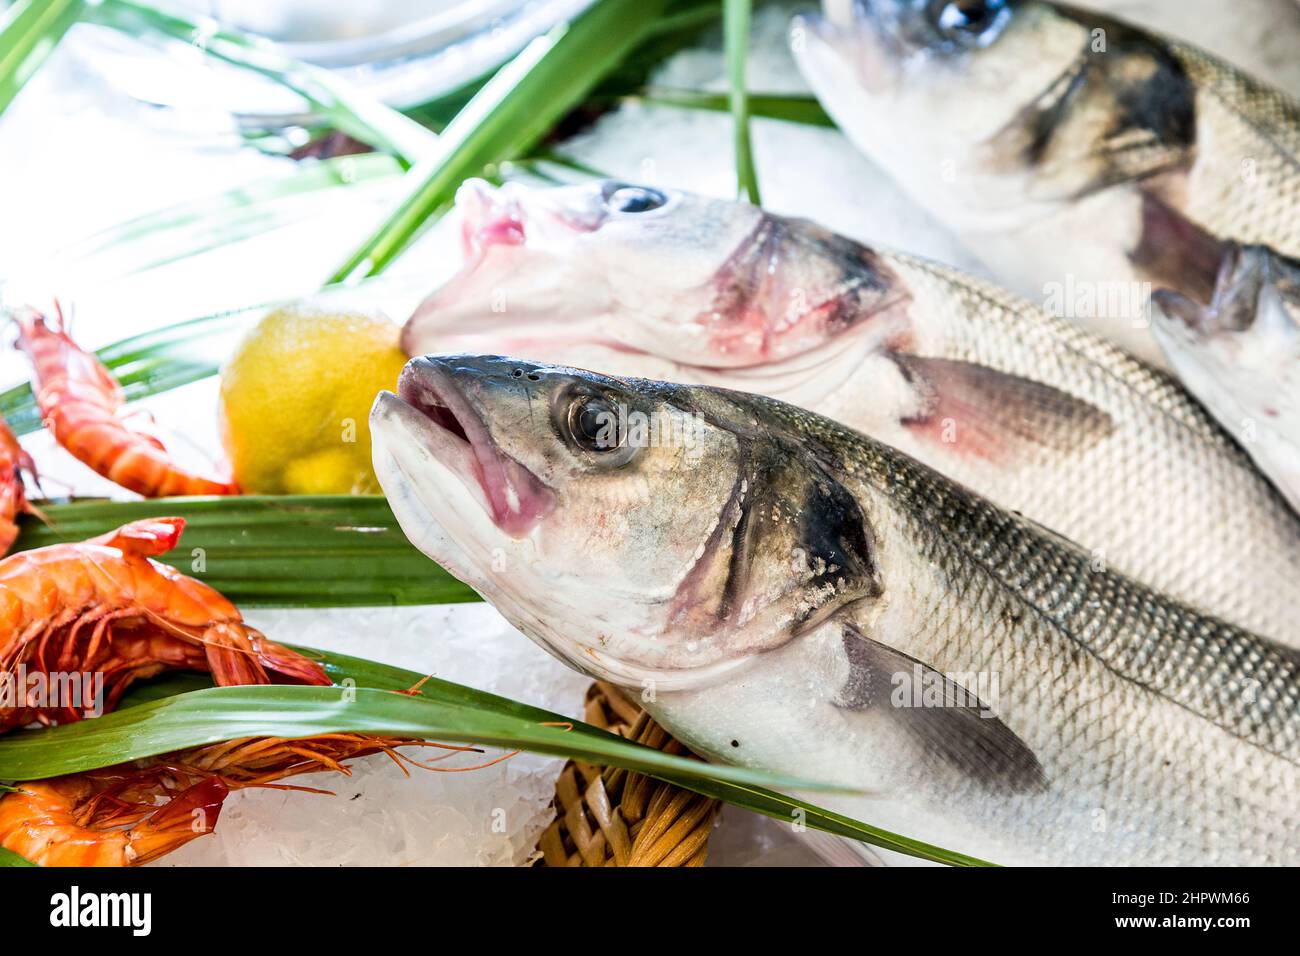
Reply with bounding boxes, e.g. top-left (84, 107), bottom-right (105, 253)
top-left (533, 681), bottom-right (720, 866)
